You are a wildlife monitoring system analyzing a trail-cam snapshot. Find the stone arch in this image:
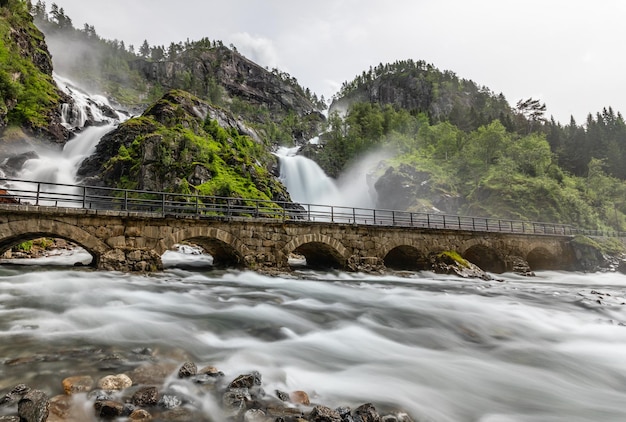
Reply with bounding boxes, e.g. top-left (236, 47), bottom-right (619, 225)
top-left (380, 238), bottom-right (429, 271)
top-left (283, 234), bottom-right (349, 270)
top-left (0, 219), bottom-right (110, 267)
top-left (526, 246), bottom-right (558, 270)
top-left (461, 241), bottom-right (507, 274)
top-left (160, 227), bottom-right (250, 268)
